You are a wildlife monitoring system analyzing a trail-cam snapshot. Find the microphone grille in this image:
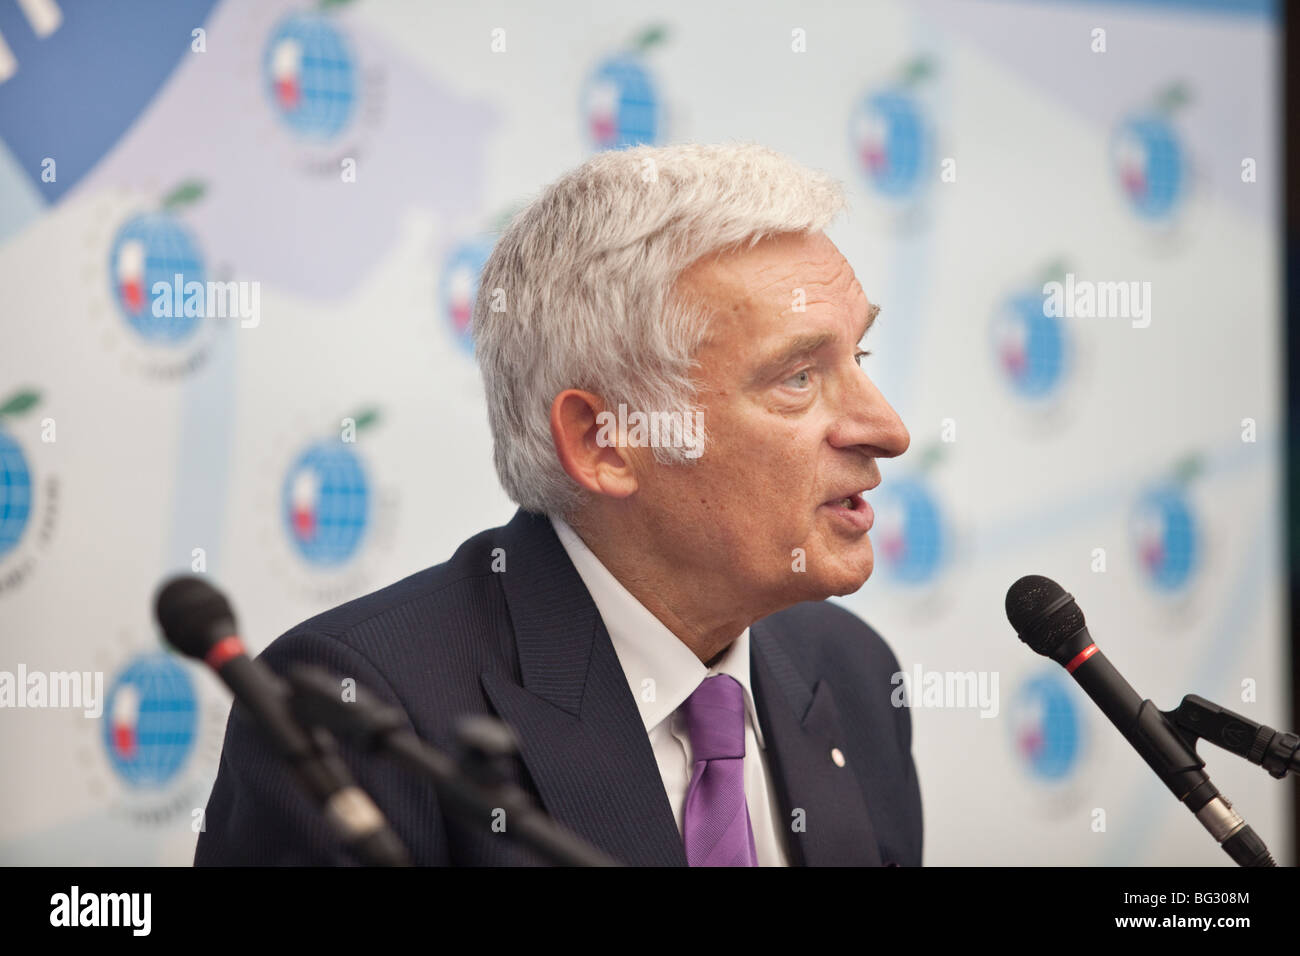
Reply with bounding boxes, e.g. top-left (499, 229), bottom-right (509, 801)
top-left (1005, 574), bottom-right (1085, 656)
top-left (155, 576), bottom-right (235, 659)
